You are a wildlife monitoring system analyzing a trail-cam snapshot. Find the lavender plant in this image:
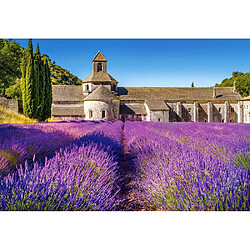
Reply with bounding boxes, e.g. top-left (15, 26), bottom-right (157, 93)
top-left (0, 121), bottom-right (123, 211)
top-left (124, 121), bottom-right (250, 211)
